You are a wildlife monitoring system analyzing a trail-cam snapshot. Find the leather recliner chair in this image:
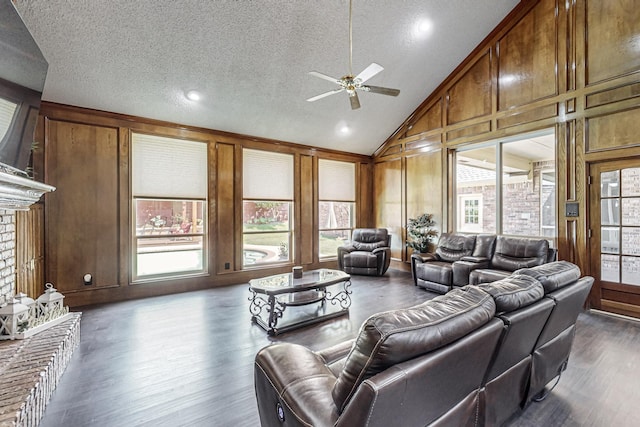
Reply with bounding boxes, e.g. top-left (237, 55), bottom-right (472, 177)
top-left (337, 228), bottom-right (391, 276)
top-left (411, 233), bottom-right (477, 293)
top-left (254, 286), bottom-right (502, 427)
